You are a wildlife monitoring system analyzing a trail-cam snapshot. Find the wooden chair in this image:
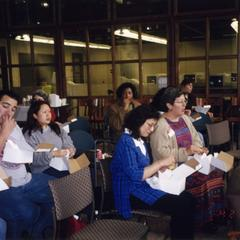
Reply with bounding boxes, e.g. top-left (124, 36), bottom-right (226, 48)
top-left (48, 167), bottom-right (148, 240)
top-left (206, 120), bottom-right (240, 168)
